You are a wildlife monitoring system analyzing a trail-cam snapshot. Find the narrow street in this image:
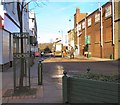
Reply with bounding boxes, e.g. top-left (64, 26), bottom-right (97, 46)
top-left (0, 1), bottom-right (120, 104)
